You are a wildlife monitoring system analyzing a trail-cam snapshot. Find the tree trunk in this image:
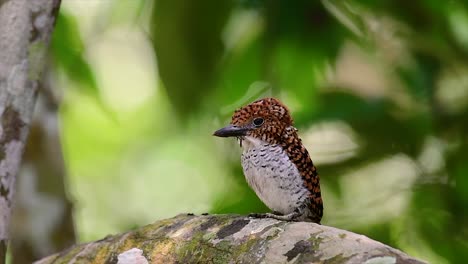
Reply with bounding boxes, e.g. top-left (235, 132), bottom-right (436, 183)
top-left (11, 75), bottom-right (76, 263)
top-left (35, 214), bottom-right (426, 264)
top-left (0, 1), bottom-right (61, 263)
